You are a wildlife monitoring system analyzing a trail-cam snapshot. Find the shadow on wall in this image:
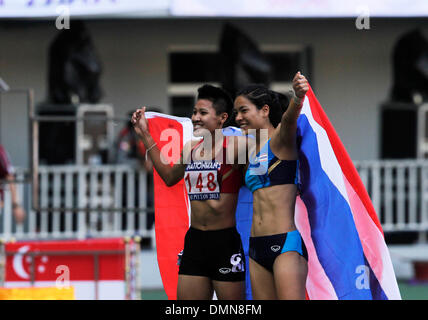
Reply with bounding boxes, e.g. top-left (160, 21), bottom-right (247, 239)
top-left (38, 20), bottom-right (103, 165)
